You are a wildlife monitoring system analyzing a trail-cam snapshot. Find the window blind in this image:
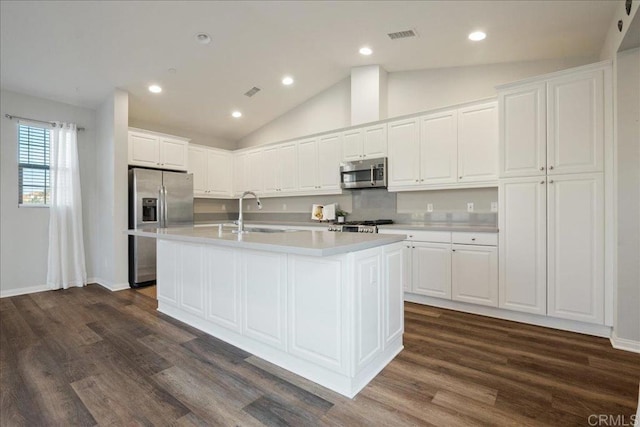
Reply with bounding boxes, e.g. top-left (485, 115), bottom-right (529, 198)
top-left (18, 124), bottom-right (50, 205)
